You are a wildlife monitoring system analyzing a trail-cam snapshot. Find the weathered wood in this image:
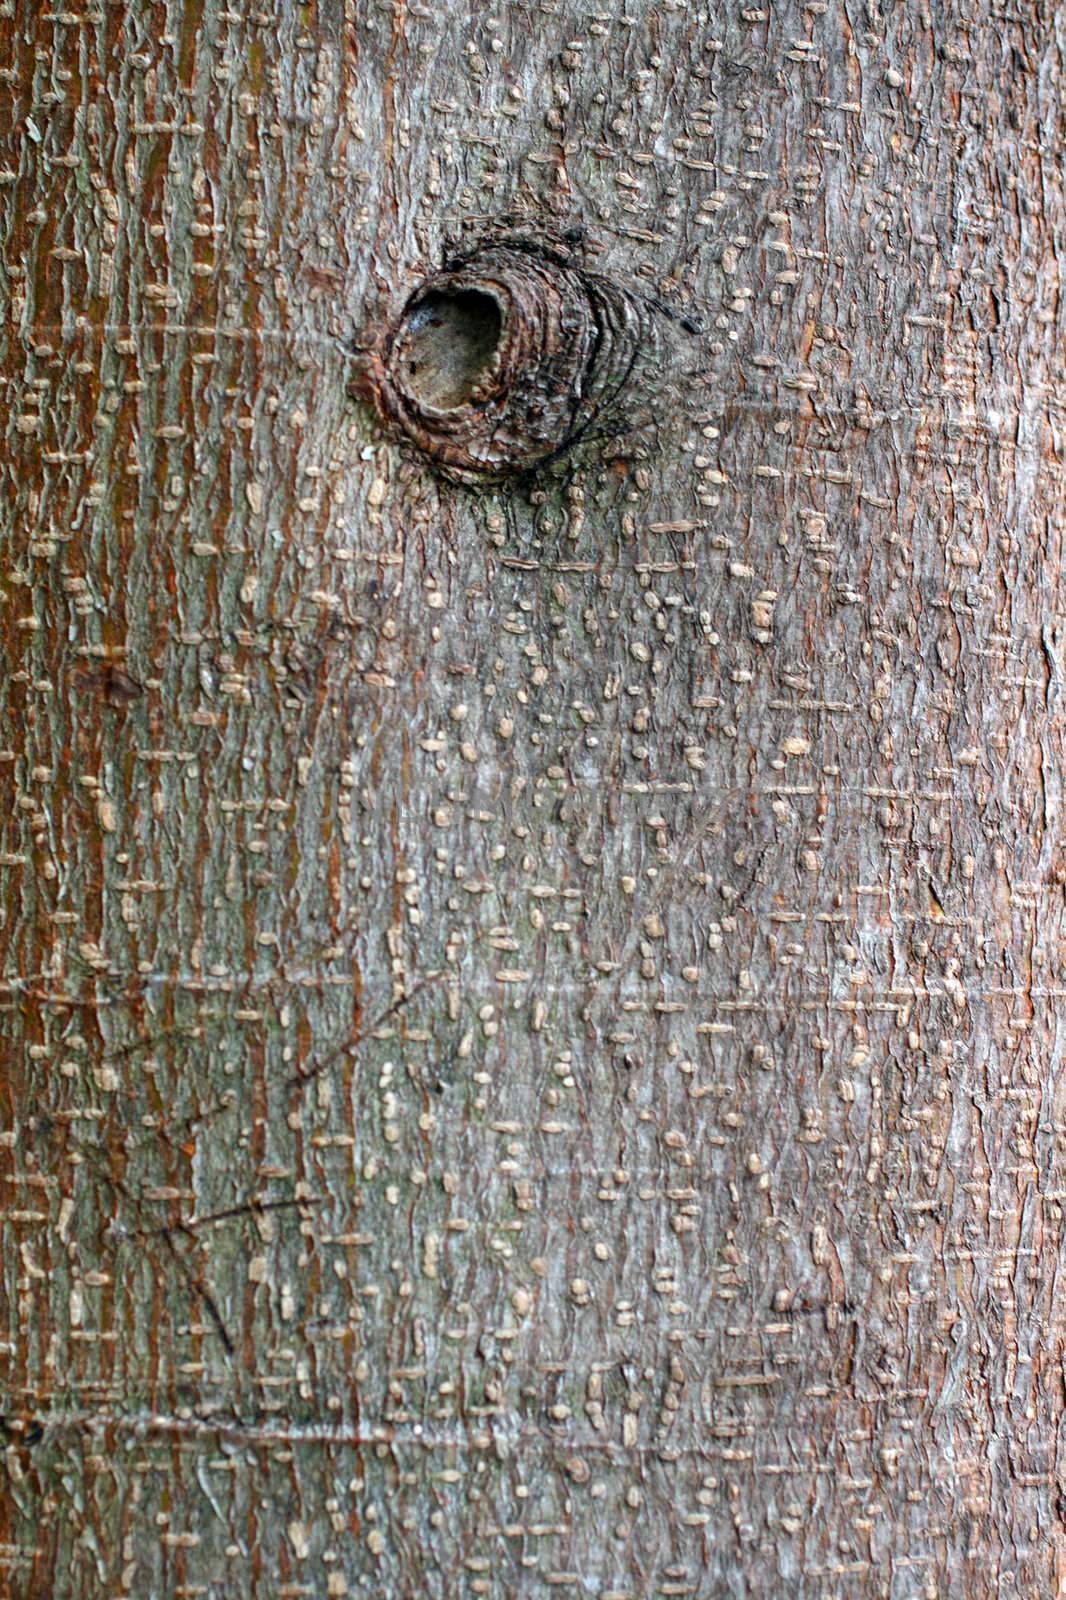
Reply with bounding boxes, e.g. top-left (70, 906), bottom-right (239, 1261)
top-left (2, 1), bottom-right (1064, 1595)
